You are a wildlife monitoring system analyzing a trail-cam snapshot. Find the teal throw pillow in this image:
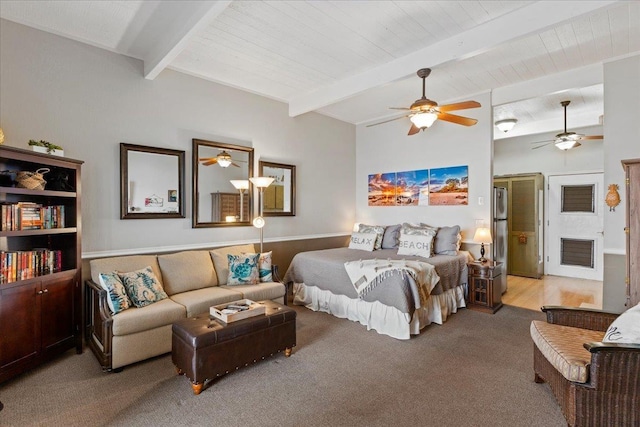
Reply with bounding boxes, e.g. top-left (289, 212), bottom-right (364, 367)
top-left (227, 253), bottom-right (260, 285)
top-left (119, 266), bottom-right (168, 308)
top-left (98, 271), bottom-right (131, 314)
